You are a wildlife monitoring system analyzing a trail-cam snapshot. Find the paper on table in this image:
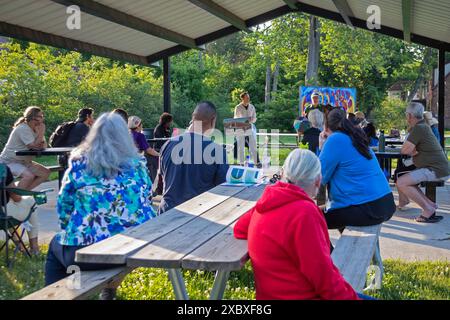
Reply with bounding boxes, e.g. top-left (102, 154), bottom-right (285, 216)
top-left (222, 166), bottom-right (262, 186)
